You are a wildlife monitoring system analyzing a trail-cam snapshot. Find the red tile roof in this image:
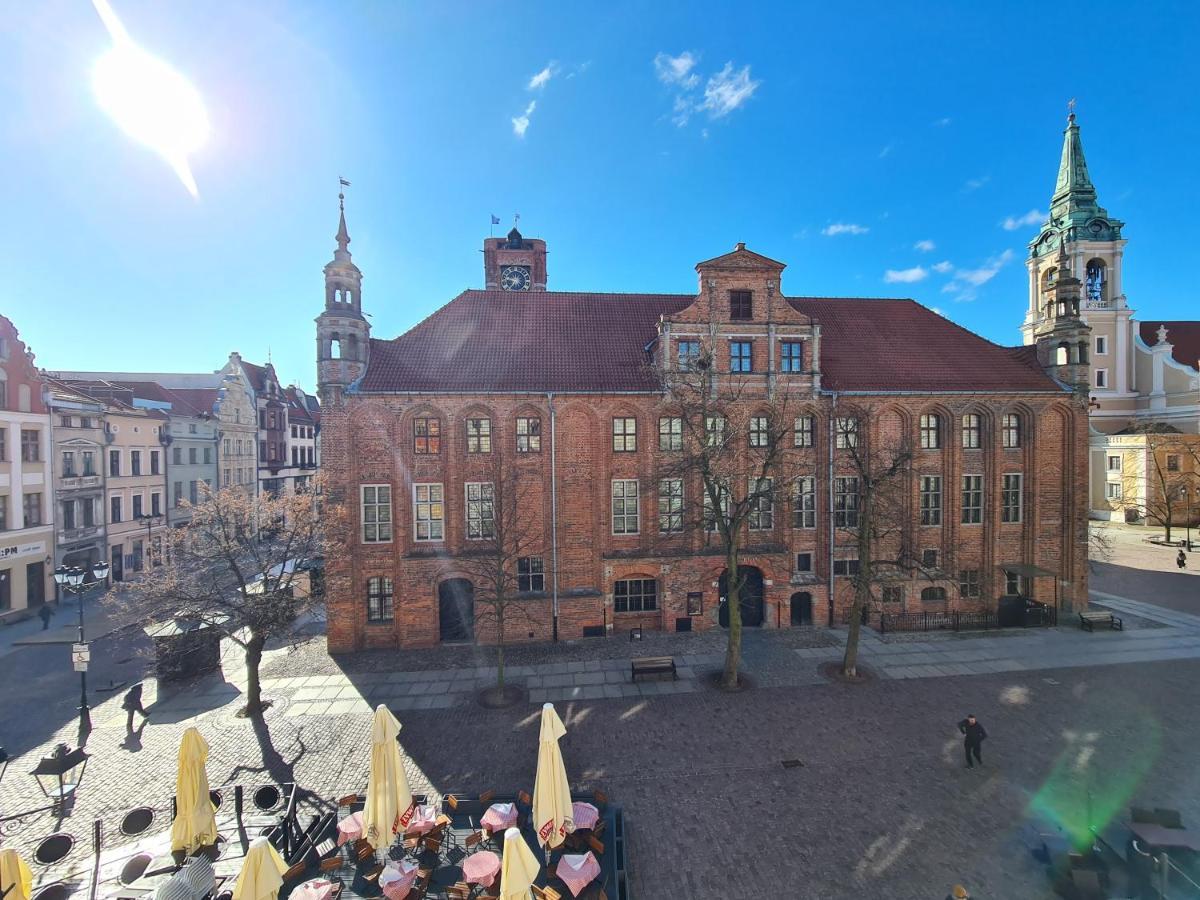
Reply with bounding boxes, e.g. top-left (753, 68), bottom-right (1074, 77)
top-left (359, 290), bottom-right (1065, 395)
top-left (1139, 321), bottom-right (1200, 371)
top-left (167, 388), bottom-right (220, 417)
